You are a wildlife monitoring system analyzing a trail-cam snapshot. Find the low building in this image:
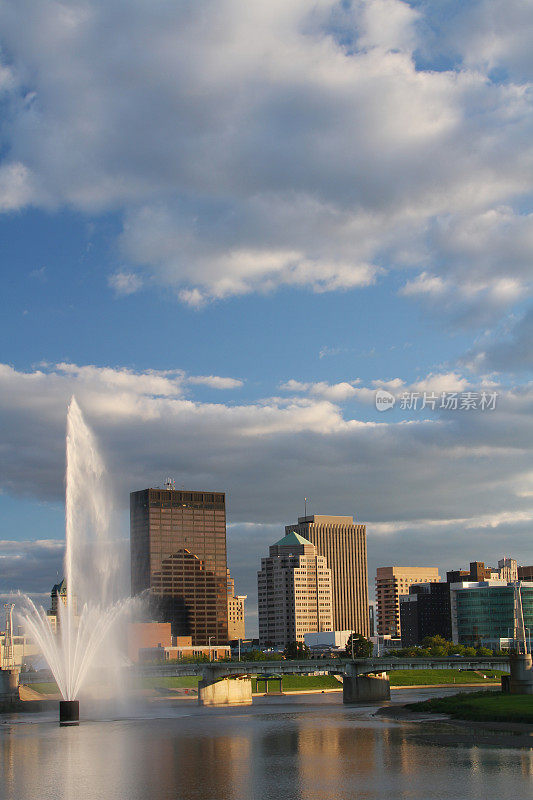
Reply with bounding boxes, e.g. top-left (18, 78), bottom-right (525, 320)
top-left (0, 633), bottom-right (40, 669)
top-left (447, 559), bottom-right (517, 584)
top-left (518, 565), bottom-right (533, 581)
top-left (127, 622), bottom-right (173, 662)
top-left (450, 581), bottom-right (533, 647)
top-left (304, 630), bottom-right (353, 651)
top-left (399, 582), bottom-right (452, 646)
top-left (139, 640), bottom-right (231, 662)
top-left (370, 635), bottom-right (402, 654)
top-left (228, 638), bottom-right (262, 657)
